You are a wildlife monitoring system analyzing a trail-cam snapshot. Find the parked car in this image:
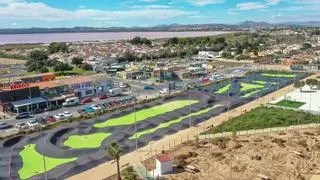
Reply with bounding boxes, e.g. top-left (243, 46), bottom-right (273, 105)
top-left (15, 122), bottom-right (28, 129)
top-left (54, 113), bottom-right (66, 120)
top-left (45, 116), bottom-right (56, 123)
top-left (27, 120), bottom-right (40, 128)
top-left (44, 105), bottom-right (59, 111)
top-left (81, 97), bottom-right (93, 104)
top-left (97, 94), bottom-right (108, 100)
top-left (159, 88), bottom-right (170, 94)
top-left (35, 117), bottom-right (46, 124)
top-left (144, 85), bottom-right (154, 90)
top-left (15, 112), bottom-right (33, 120)
top-left (91, 104), bottom-right (102, 110)
top-left (63, 111), bottom-right (73, 118)
top-left (32, 108), bottom-right (44, 114)
top-left (63, 97), bottom-right (80, 107)
top-left (0, 122), bottom-right (12, 130)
